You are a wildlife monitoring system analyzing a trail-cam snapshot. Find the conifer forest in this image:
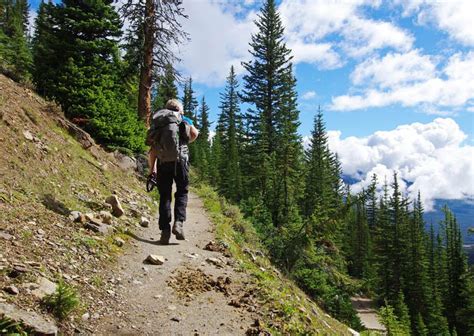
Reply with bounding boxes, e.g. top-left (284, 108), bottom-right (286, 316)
top-left (1, 0), bottom-right (473, 335)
